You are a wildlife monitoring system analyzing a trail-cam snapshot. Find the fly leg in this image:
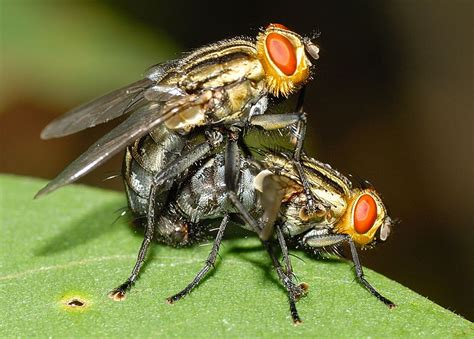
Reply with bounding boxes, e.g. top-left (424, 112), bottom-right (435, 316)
top-left (261, 240), bottom-right (305, 324)
top-left (227, 194), bottom-right (306, 322)
top-left (227, 190), bottom-right (306, 323)
top-left (275, 224), bottom-right (293, 277)
top-left (291, 87), bottom-right (317, 213)
top-left (346, 236), bottom-right (396, 308)
top-left (224, 134), bottom-right (305, 323)
top-left (249, 87), bottom-right (317, 213)
top-left (167, 214), bottom-right (229, 303)
top-left (275, 224), bottom-right (309, 305)
top-left (109, 131), bottom-right (224, 300)
top-left (302, 233), bottom-right (395, 308)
